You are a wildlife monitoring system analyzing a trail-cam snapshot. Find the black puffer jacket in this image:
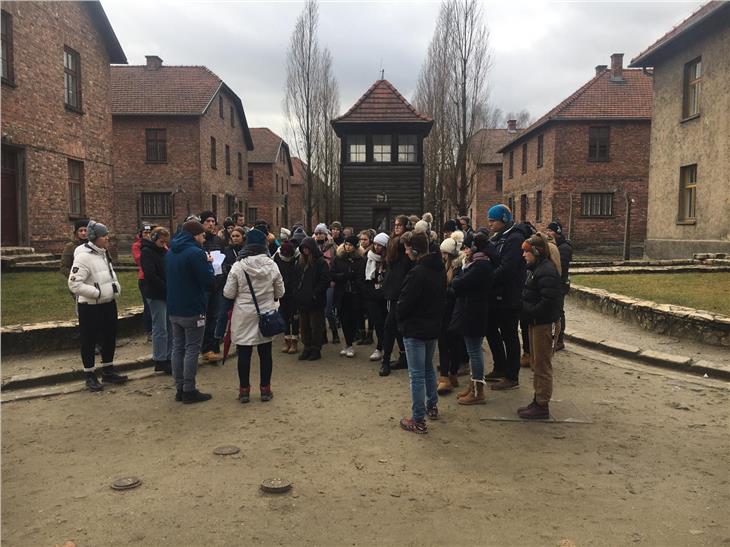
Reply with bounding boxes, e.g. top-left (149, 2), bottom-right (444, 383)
top-left (382, 237), bottom-right (412, 300)
top-left (140, 238), bottom-right (167, 300)
top-left (554, 234), bottom-right (573, 292)
top-left (521, 258), bottom-right (562, 325)
top-left (330, 246), bottom-right (364, 306)
top-left (294, 238), bottom-right (330, 311)
top-left (449, 254), bottom-right (494, 337)
top-left (490, 222), bottom-right (532, 309)
top-left (397, 252), bottom-right (447, 340)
